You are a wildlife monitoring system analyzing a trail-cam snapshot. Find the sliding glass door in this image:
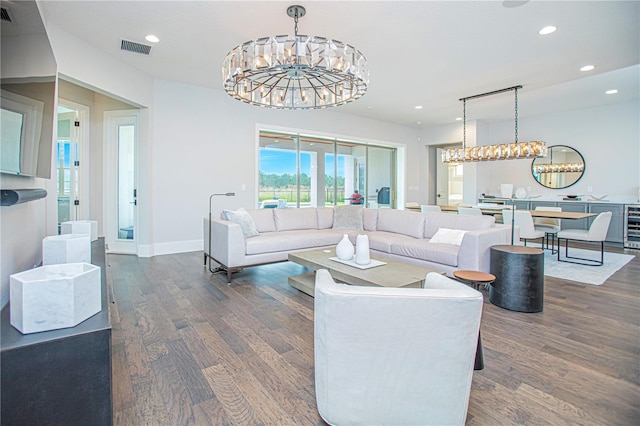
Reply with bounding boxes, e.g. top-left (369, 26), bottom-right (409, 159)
top-left (367, 146), bottom-right (395, 209)
top-left (258, 130), bottom-right (396, 209)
